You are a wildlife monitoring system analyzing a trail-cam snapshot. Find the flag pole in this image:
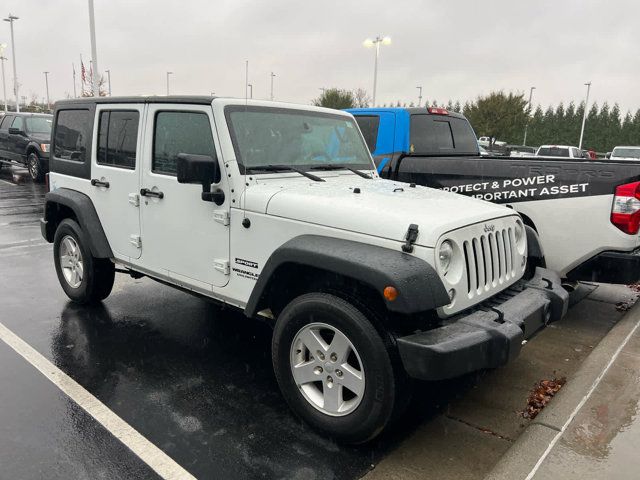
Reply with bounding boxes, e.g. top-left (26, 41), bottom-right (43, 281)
top-left (72, 63), bottom-right (77, 98)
